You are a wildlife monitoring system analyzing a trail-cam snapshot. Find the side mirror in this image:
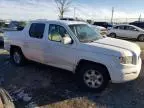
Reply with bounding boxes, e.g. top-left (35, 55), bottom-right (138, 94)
top-left (62, 36), bottom-right (72, 44)
top-left (133, 29), bottom-right (138, 31)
